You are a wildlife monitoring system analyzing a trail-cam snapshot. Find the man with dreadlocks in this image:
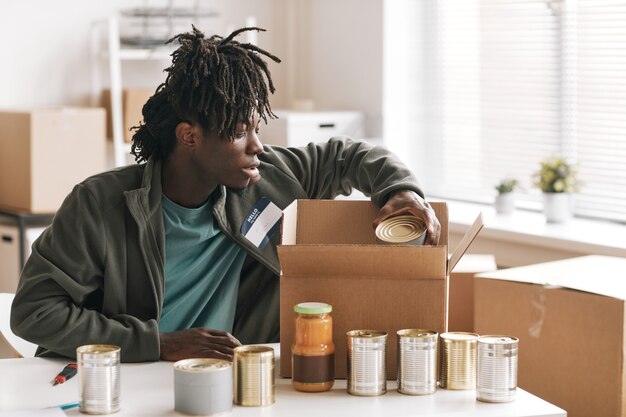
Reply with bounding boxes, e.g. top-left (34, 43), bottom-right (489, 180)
top-left (11, 27), bottom-right (440, 362)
